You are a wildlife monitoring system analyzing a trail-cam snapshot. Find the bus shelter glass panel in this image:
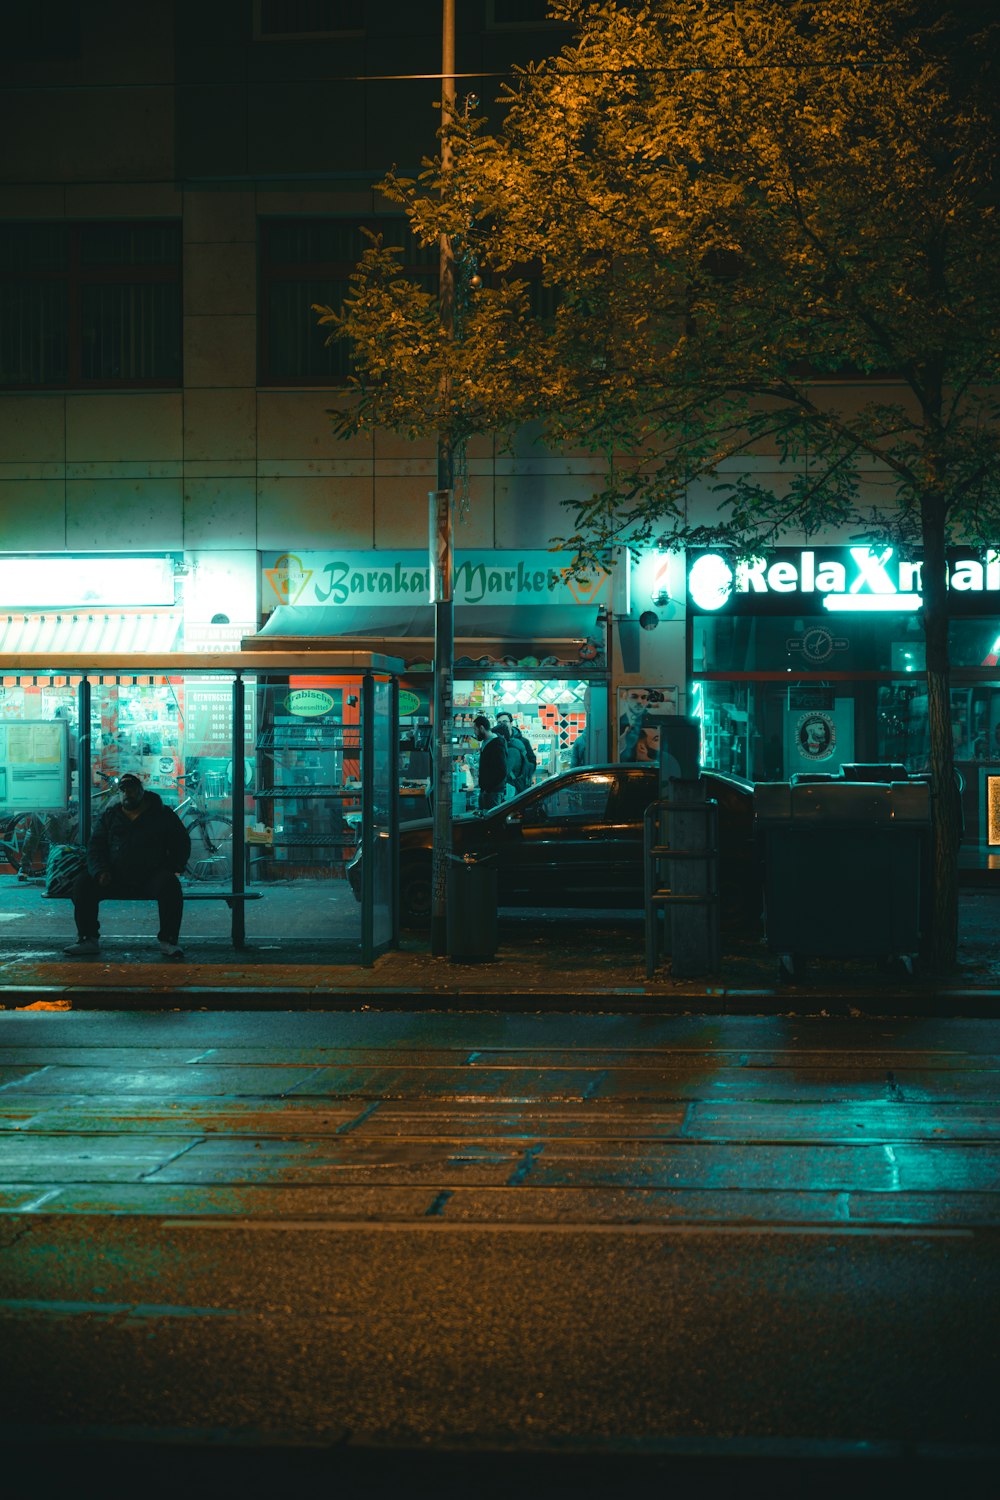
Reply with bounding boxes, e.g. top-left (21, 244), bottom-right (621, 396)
top-left (0, 671), bottom-right (77, 880)
top-left (88, 674), bottom-right (235, 884)
top-left (248, 674), bottom-right (363, 951)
